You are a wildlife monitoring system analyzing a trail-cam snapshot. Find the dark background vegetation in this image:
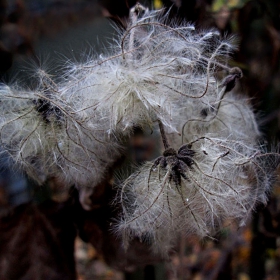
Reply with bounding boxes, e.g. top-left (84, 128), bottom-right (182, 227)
top-left (0, 0), bottom-right (280, 279)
